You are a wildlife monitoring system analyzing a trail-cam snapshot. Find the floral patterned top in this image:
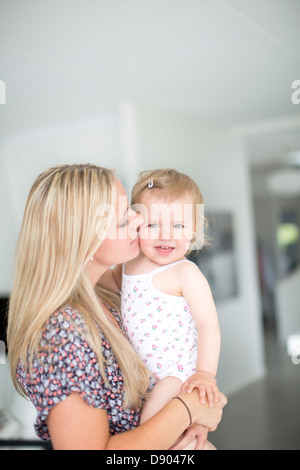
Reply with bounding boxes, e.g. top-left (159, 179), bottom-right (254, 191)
top-left (121, 260), bottom-right (198, 384)
top-left (16, 305), bottom-right (141, 441)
